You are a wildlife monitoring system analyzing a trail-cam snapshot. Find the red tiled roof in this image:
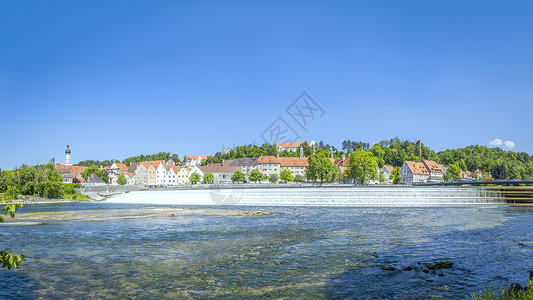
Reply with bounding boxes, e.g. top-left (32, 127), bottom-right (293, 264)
top-left (276, 142), bottom-right (306, 149)
top-left (422, 160), bottom-right (444, 173)
top-left (115, 163), bottom-right (129, 171)
top-left (54, 165), bottom-right (88, 175)
top-left (404, 161), bottom-right (429, 175)
top-left (383, 165), bottom-right (394, 173)
top-left (258, 156), bottom-right (281, 164)
top-left (279, 157), bottom-right (308, 167)
top-left (334, 157), bottom-right (350, 167)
